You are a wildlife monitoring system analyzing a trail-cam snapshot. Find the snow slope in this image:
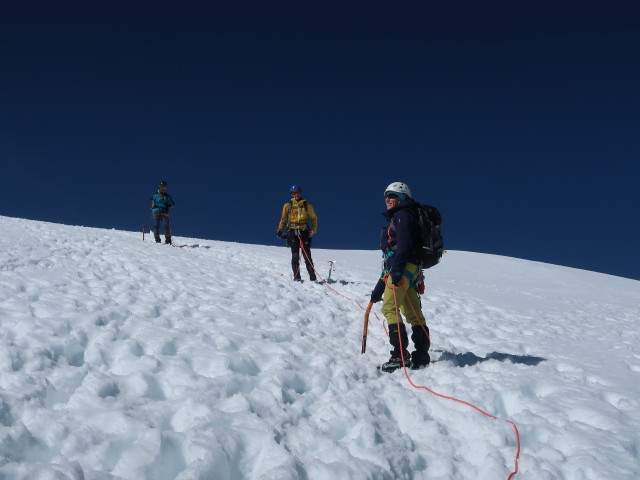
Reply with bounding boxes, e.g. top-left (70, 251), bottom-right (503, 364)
top-left (0, 215), bottom-right (638, 480)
